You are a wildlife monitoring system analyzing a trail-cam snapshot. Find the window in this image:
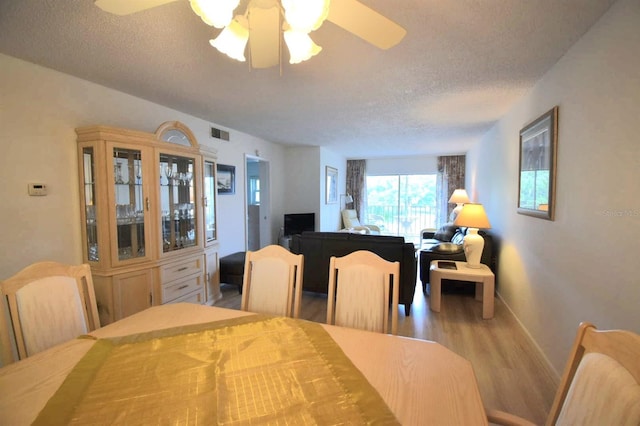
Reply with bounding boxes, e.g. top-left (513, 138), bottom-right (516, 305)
top-left (366, 174), bottom-right (437, 245)
top-left (249, 177), bottom-right (260, 205)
